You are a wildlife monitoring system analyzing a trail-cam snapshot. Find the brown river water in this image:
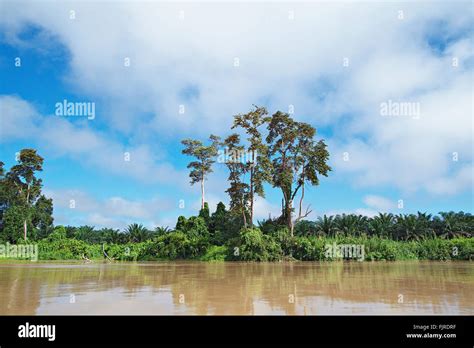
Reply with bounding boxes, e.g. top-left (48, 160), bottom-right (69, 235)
top-left (0, 261), bottom-right (472, 315)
